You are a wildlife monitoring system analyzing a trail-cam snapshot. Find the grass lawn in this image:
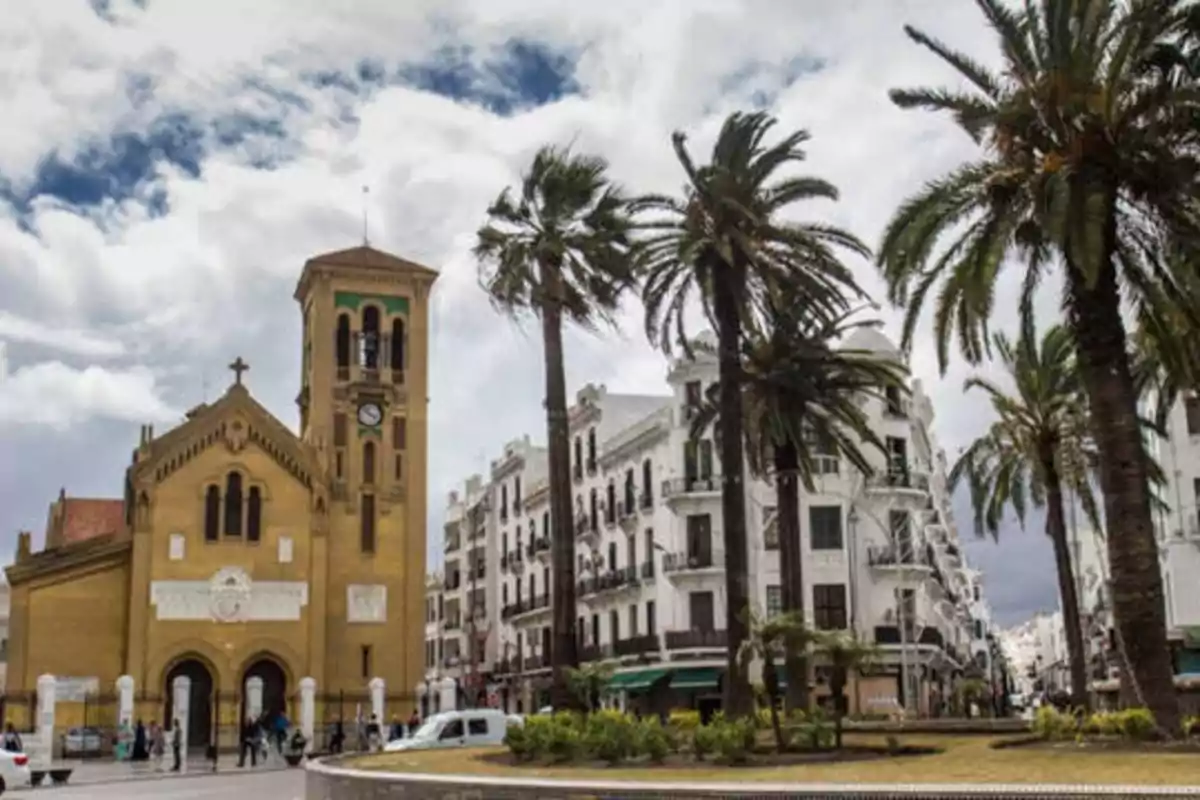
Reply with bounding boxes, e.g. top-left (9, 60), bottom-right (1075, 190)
top-left (345, 734), bottom-right (1200, 786)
